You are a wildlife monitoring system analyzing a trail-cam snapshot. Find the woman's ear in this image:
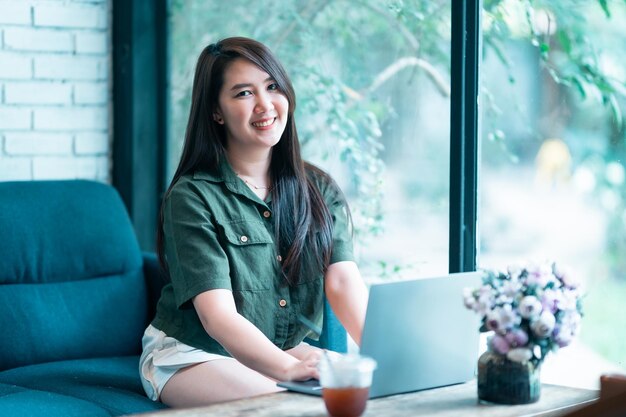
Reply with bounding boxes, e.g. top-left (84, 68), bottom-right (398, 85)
top-left (213, 112), bottom-right (224, 124)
